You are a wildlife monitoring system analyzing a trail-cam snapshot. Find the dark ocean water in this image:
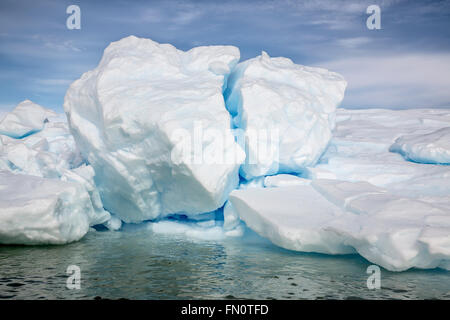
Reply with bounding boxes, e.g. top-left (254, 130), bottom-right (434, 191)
top-left (0, 226), bottom-right (449, 300)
